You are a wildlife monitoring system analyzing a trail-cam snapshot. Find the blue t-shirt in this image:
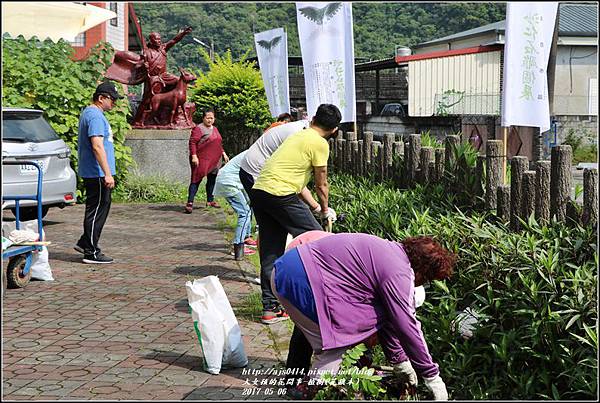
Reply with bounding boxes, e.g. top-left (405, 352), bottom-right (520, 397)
top-left (77, 106), bottom-right (116, 178)
top-left (274, 247), bottom-right (318, 323)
